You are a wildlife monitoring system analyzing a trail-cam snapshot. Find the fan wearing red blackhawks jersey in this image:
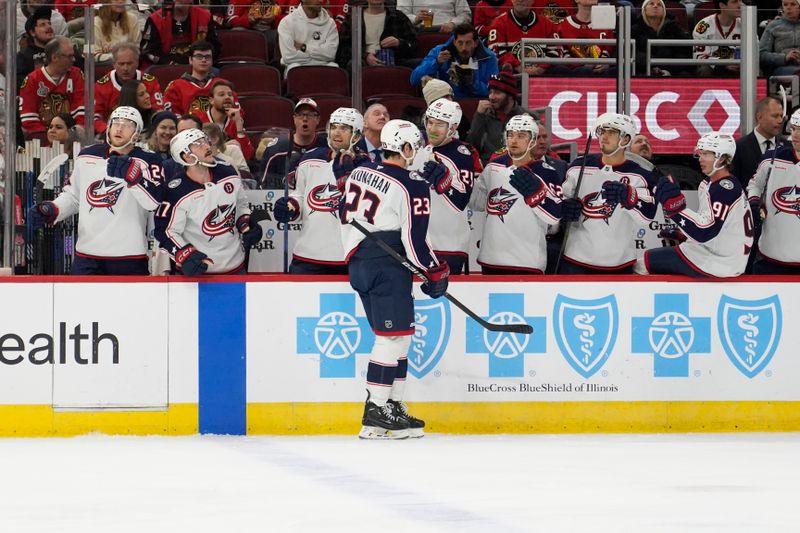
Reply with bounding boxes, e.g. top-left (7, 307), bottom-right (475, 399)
top-left (27, 107), bottom-right (163, 275)
top-left (470, 114), bottom-right (562, 274)
top-left (95, 69), bottom-right (164, 133)
top-left (162, 41), bottom-right (239, 115)
top-left (340, 119), bottom-right (450, 440)
top-left (554, 0), bottom-right (613, 76)
top-left (272, 107), bottom-right (366, 274)
top-left (154, 129), bottom-right (262, 275)
top-left (409, 99), bottom-right (482, 274)
top-left (485, 0), bottom-right (559, 74)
